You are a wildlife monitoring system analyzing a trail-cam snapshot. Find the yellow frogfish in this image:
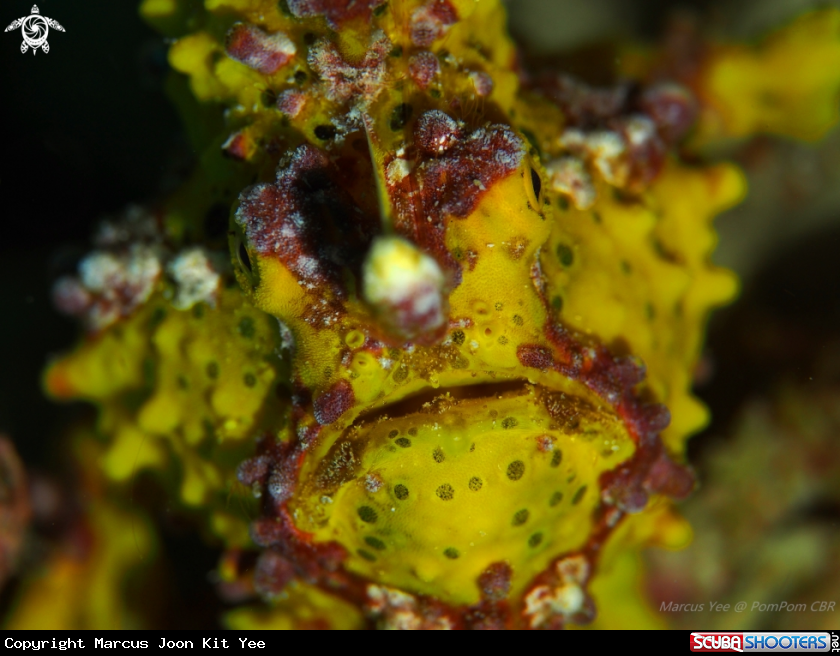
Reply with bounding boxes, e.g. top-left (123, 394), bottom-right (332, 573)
top-left (16, 0), bottom-right (840, 630)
